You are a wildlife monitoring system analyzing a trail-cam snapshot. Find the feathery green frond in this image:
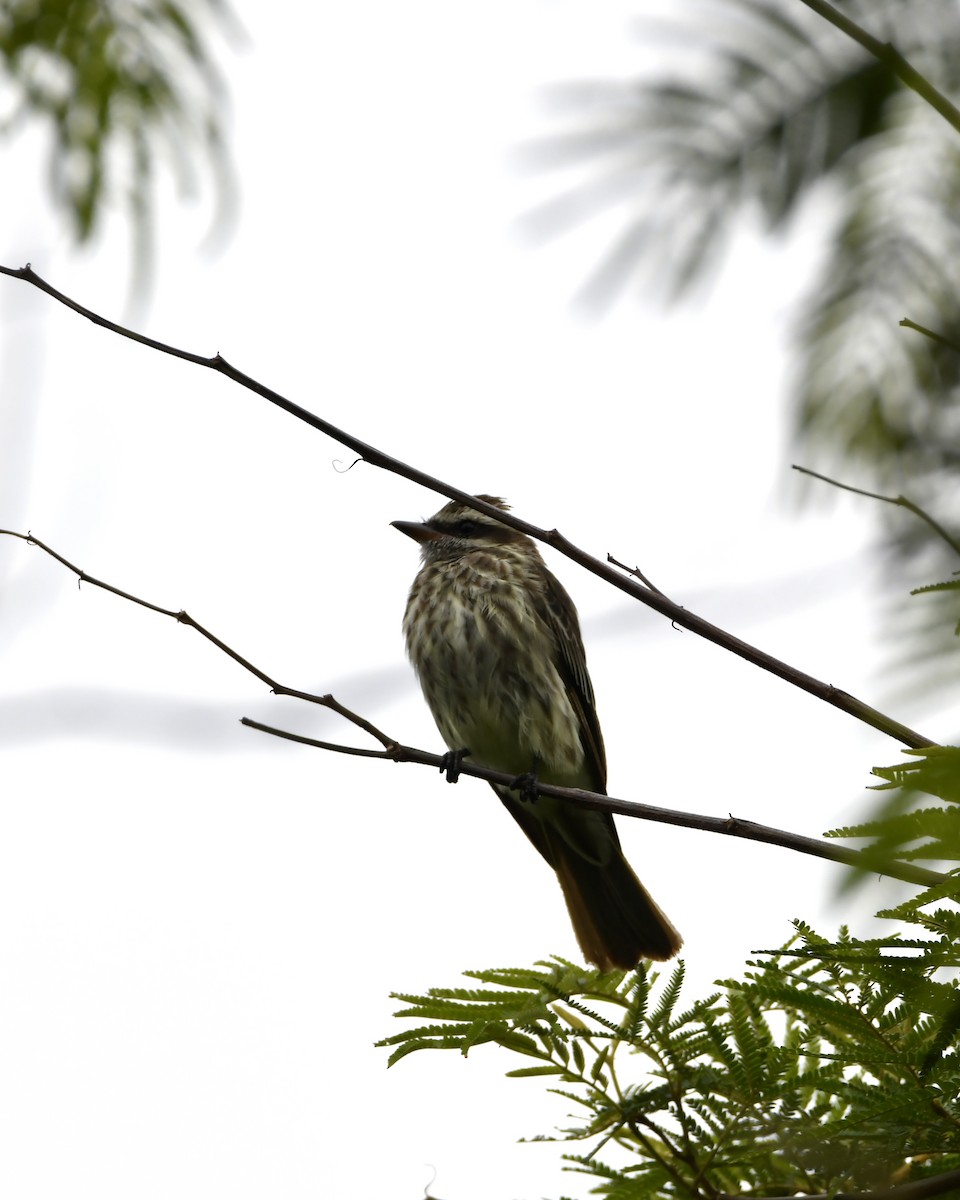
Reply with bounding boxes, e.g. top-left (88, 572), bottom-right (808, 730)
top-left (827, 747), bottom-right (960, 892)
top-left (384, 924), bottom-right (960, 1196)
